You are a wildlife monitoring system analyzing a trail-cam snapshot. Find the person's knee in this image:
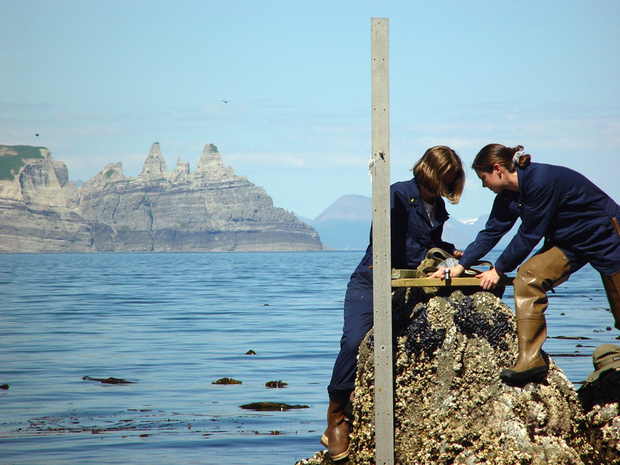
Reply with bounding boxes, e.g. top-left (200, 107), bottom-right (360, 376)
top-left (340, 333), bottom-right (366, 356)
top-left (515, 249), bottom-right (569, 295)
top-left (514, 262), bottom-right (540, 294)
